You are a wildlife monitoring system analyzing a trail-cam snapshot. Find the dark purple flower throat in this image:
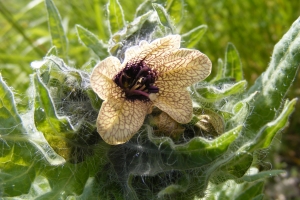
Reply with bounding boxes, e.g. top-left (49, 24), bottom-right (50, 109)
top-left (114, 61), bottom-right (159, 101)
